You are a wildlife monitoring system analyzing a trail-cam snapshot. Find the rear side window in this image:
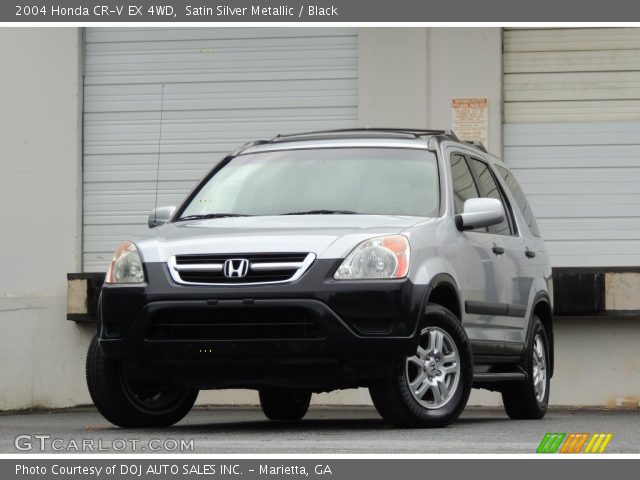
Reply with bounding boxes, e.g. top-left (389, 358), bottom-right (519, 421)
top-left (495, 165), bottom-right (541, 237)
top-left (468, 159), bottom-right (513, 236)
